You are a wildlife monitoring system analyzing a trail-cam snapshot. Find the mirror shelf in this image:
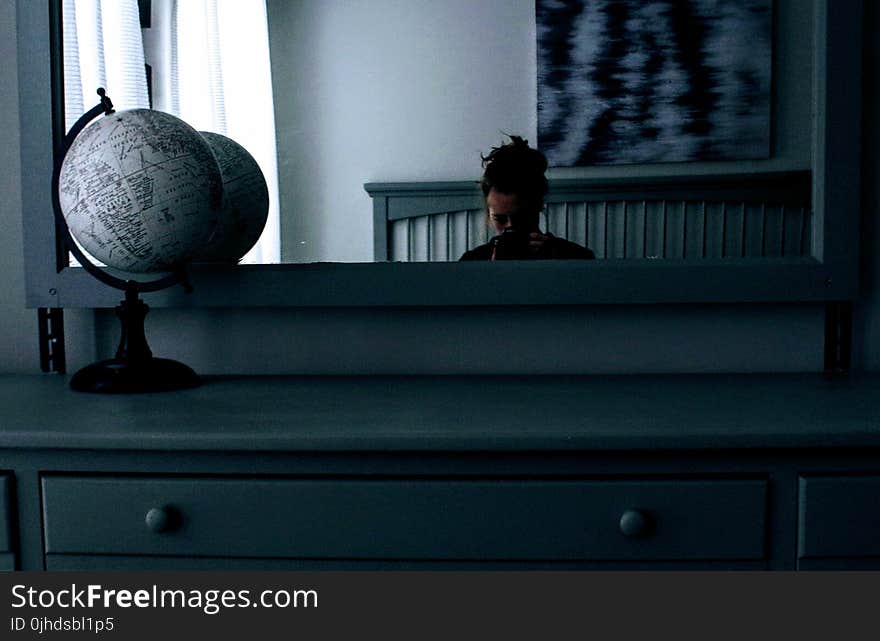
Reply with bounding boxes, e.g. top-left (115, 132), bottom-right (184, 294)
top-left (34, 256), bottom-right (840, 309)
